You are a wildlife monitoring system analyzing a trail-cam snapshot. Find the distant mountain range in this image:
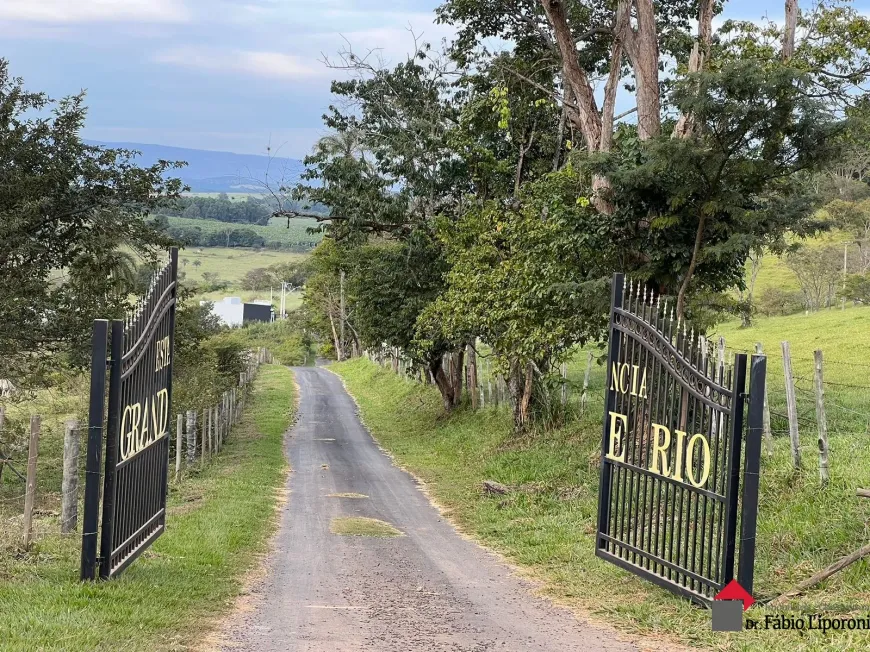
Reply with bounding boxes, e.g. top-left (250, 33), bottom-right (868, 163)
top-left (85, 141), bottom-right (306, 193)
